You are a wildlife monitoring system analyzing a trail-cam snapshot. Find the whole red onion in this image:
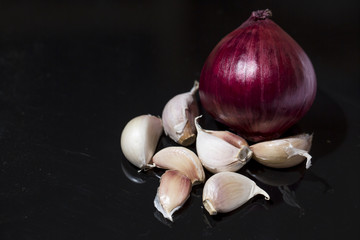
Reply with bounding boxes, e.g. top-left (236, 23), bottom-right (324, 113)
top-left (199, 9), bottom-right (316, 142)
